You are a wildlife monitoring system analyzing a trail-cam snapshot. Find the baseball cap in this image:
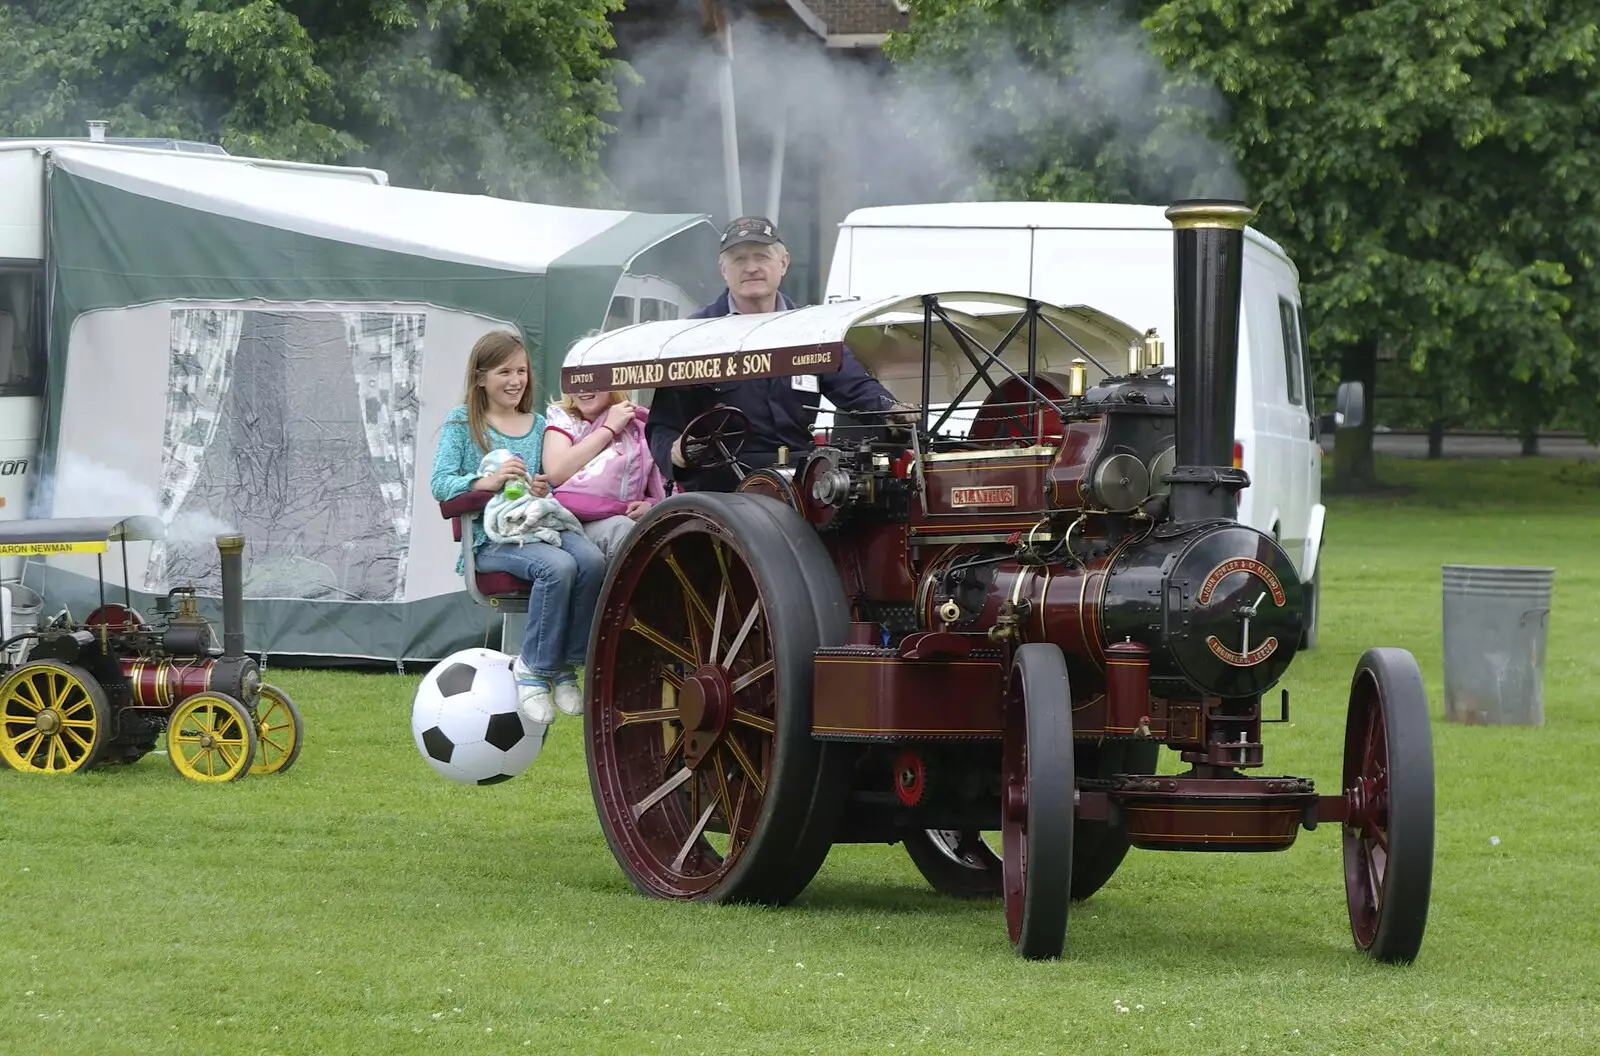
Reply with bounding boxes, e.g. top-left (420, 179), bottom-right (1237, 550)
top-left (720, 215), bottom-right (781, 250)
